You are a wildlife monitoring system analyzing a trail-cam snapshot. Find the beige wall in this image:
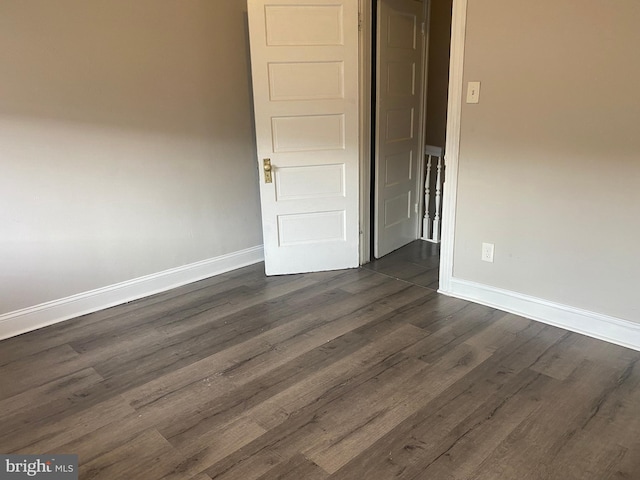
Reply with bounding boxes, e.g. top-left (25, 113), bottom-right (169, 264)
top-left (454, 0), bottom-right (640, 321)
top-left (0, 0), bottom-right (263, 314)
